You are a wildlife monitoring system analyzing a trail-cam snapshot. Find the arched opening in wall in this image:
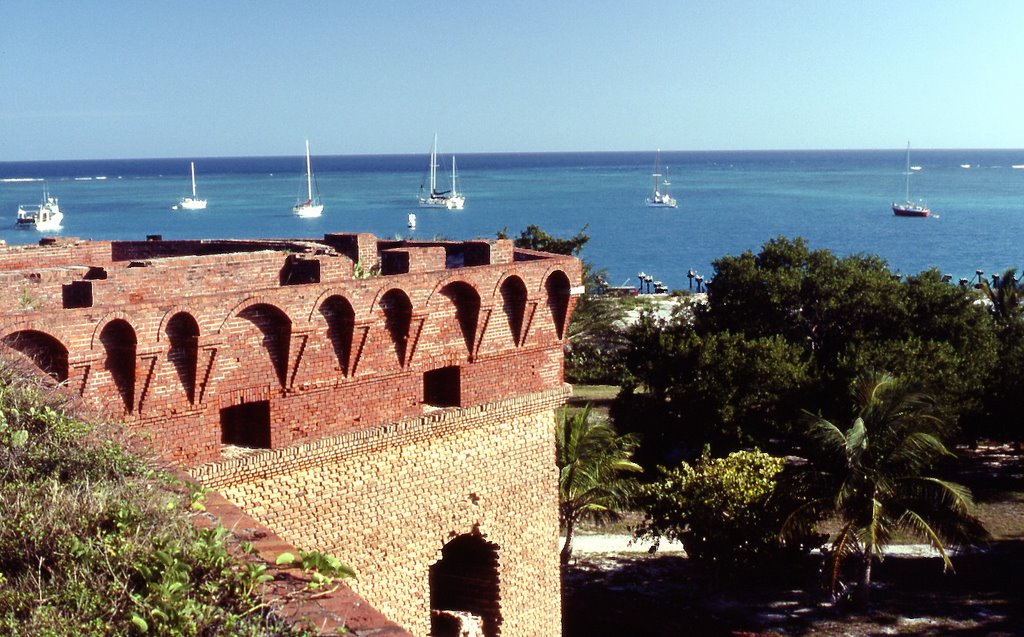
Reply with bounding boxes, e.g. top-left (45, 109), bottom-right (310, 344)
top-left (440, 282), bottom-right (480, 355)
top-left (165, 312), bottom-right (200, 403)
top-left (220, 401), bottom-right (271, 449)
top-left (1, 330), bottom-right (69, 384)
top-left (429, 533), bottom-right (501, 637)
top-left (423, 366), bottom-right (460, 408)
top-left (319, 295), bottom-right (355, 376)
top-left (500, 276), bottom-right (527, 346)
top-left (237, 304), bottom-right (292, 387)
top-left (99, 319), bottom-right (137, 413)
top-left (380, 289), bottom-right (412, 366)
top-left (545, 270), bottom-right (571, 340)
